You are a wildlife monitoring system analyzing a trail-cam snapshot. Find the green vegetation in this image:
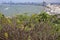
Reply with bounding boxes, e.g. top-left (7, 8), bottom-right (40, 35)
top-left (0, 12), bottom-right (60, 40)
